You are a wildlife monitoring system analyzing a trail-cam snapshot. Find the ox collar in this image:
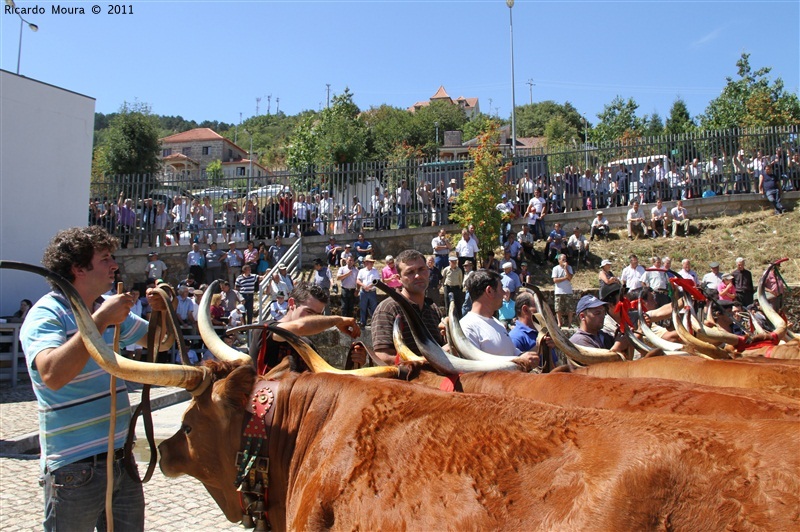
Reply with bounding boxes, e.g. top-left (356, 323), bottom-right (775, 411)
top-left (236, 379), bottom-right (280, 531)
